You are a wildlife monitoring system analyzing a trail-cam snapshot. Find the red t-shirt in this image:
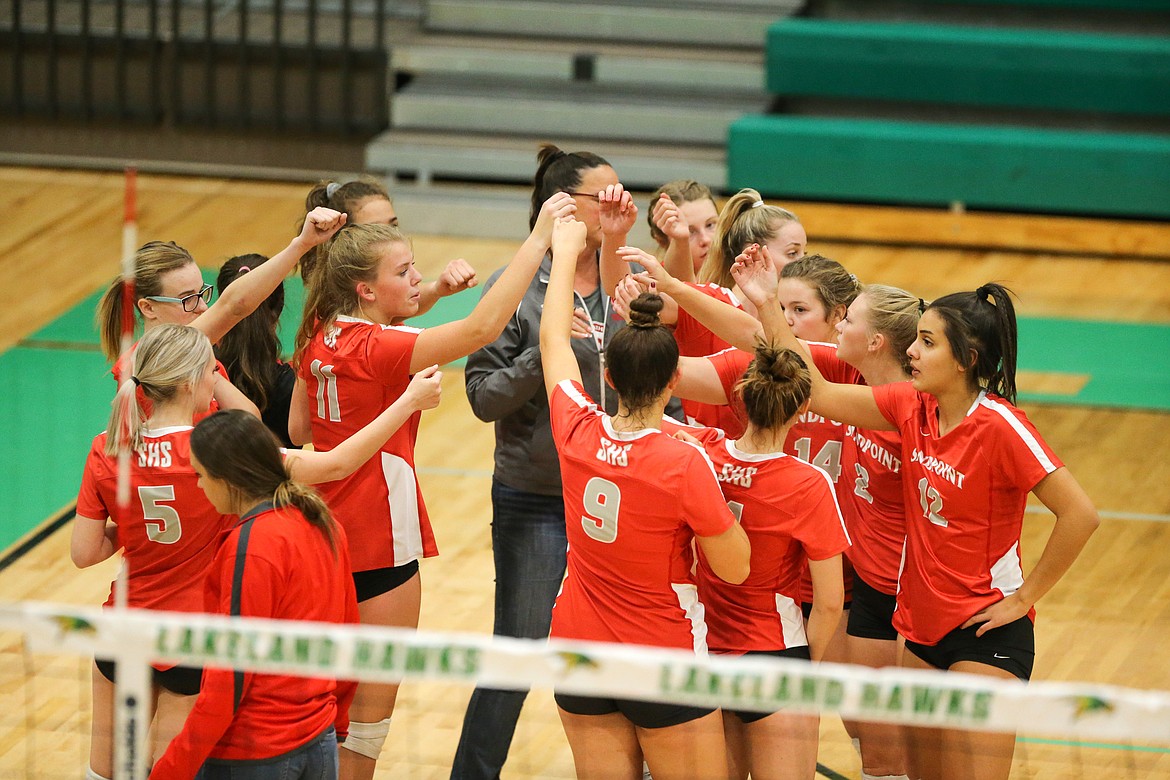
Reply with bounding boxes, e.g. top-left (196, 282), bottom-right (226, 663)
top-left (76, 426), bottom-right (234, 614)
top-left (839, 420), bottom-right (907, 595)
top-left (711, 343), bottom-right (862, 604)
top-left (298, 316), bottom-right (435, 571)
top-left (151, 505), bottom-right (360, 778)
top-left (548, 380), bottom-right (737, 652)
top-left (683, 425), bottom-right (850, 654)
top-left (674, 284), bottom-right (746, 435)
top-left (873, 384), bottom-right (1062, 645)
